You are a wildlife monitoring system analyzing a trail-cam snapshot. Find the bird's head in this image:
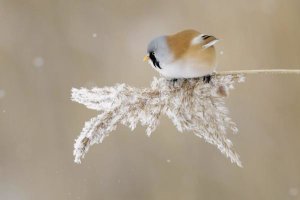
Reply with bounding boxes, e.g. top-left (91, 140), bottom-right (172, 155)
top-left (143, 36), bottom-right (173, 69)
